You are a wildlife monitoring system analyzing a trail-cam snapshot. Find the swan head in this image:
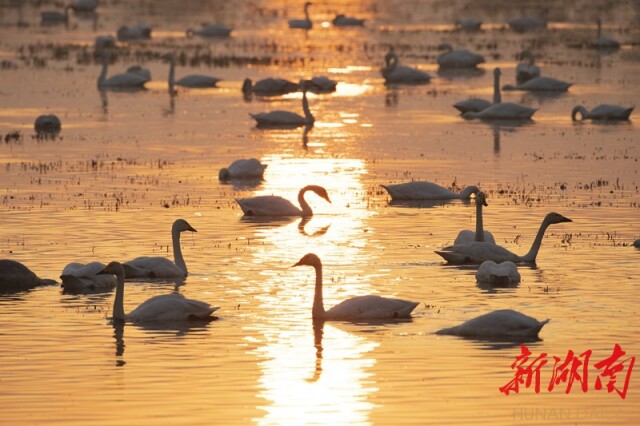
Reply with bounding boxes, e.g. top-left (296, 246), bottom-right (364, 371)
top-left (218, 168), bottom-right (230, 180)
top-left (571, 105), bottom-right (587, 121)
top-left (437, 43), bottom-right (453, 53)
top-left (545, 212), bottom-right (572, 225)
top-left (242, 78), bottom-right (252, 93)
top-left (98, 261), bottom-right (125, 280)
top-left (520, 50), bottom-right (535, 64)
top-left (494, 67), bottom-right (501, 78)
top-left (172, 219), bottom-right (197, 233)
top-left (292, 253), bottom-right (321, 268)
top-left (460, 185), bottom-right (480, 198)
top-left (476, 191), bottom-right (488, 207)
top-left (305, 185), bottom-right (331, 203)
top-left (304, 2), bottom-right (312, 10)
